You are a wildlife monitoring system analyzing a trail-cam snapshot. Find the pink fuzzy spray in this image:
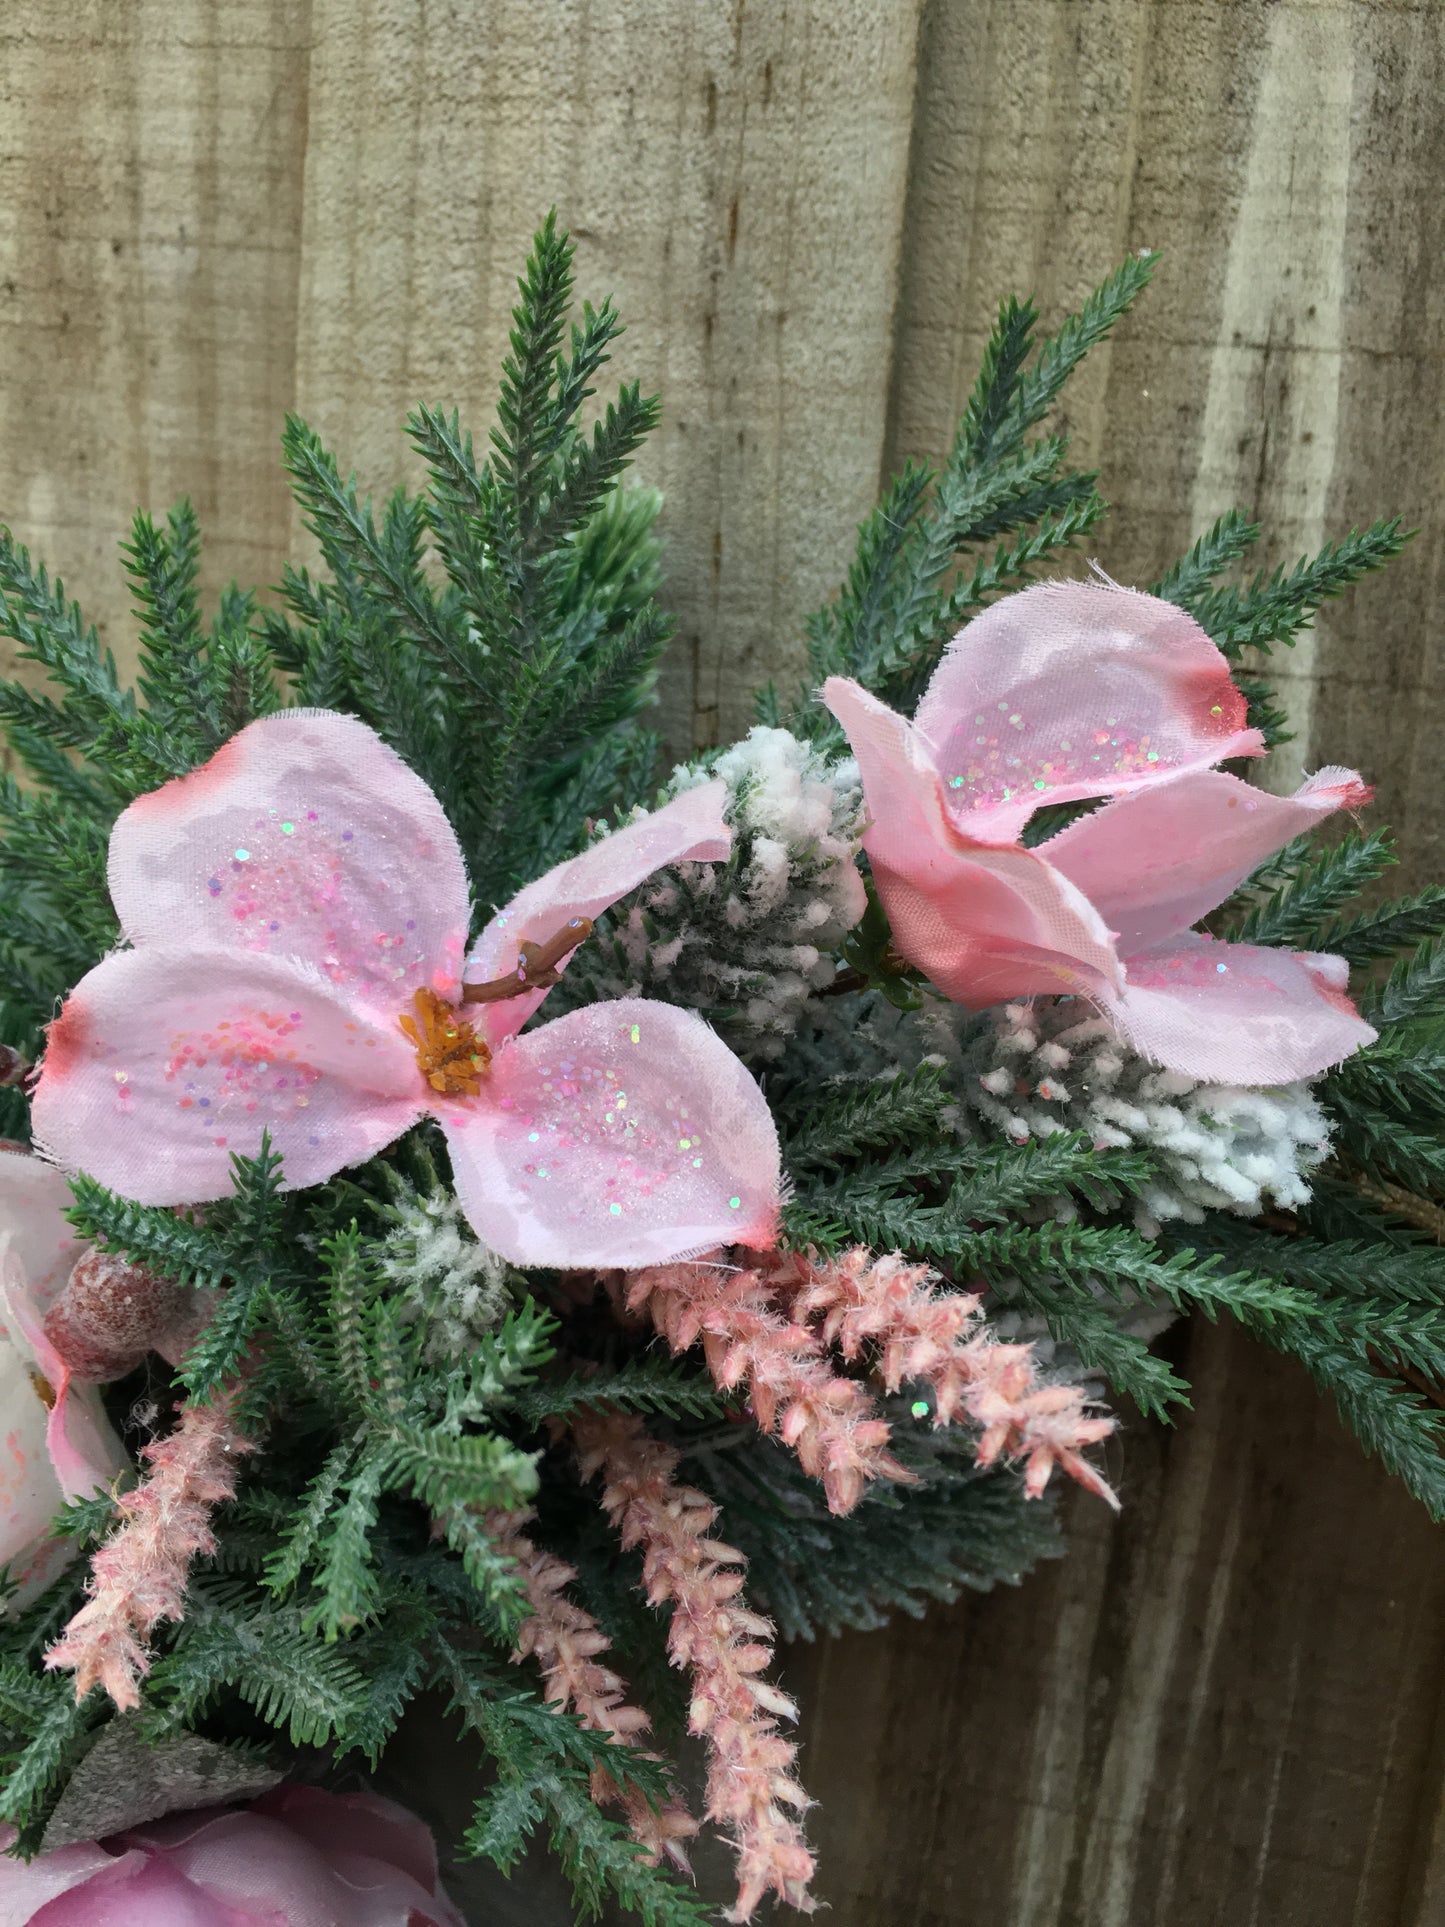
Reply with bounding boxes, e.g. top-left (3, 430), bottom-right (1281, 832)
top-left (572, 1409), bottom-right (815, 1923)
top-left (486, 1506), bottom-right (698, 1871)
top-left (628, 1246), bottom-right (1117, 1512)
top-left (626, 1252), bottom-right (910, 1515)
top-left (45, 1383), bottom-right (254, 1709)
